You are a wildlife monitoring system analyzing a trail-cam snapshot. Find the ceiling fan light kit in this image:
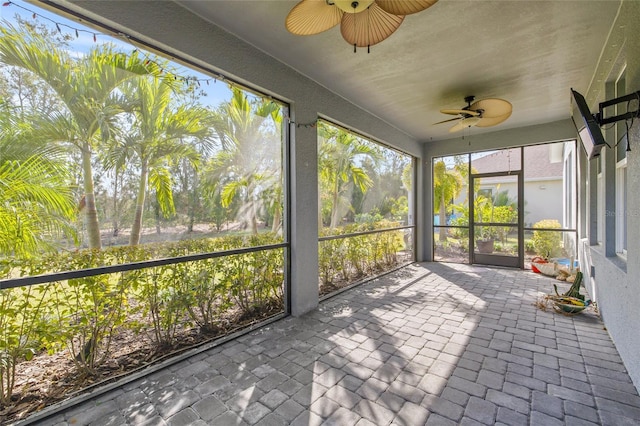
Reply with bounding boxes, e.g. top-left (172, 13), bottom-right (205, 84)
top-left (435, 96), bottom-right (513, 133)
top-left (285, 0), bottom-right (438, 52)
